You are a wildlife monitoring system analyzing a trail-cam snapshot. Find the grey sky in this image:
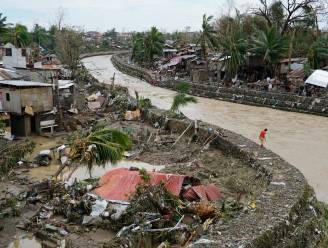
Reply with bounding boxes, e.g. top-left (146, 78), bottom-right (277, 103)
top-left (1, 0), bottom-right (254, 32)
